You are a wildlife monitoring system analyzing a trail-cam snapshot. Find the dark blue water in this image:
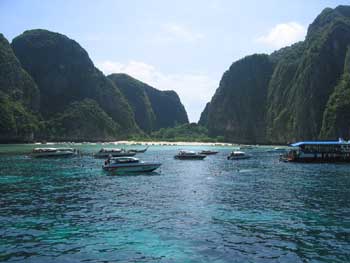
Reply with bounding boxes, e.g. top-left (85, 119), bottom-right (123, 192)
top-left (0, 144), bottom-right (350, 262)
